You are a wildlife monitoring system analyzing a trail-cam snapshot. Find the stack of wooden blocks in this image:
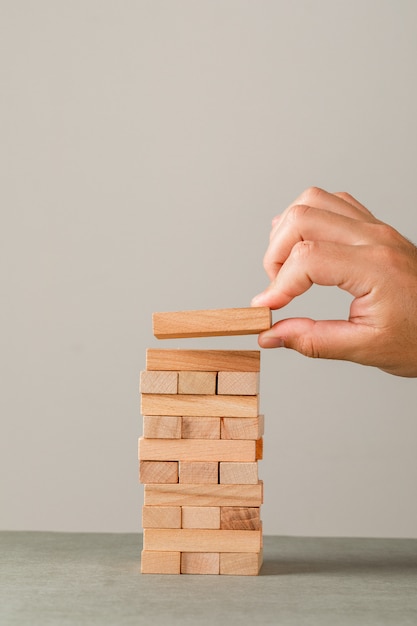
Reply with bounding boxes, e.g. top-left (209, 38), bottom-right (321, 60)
top-left (139, 307), bottom-right (271, 575)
